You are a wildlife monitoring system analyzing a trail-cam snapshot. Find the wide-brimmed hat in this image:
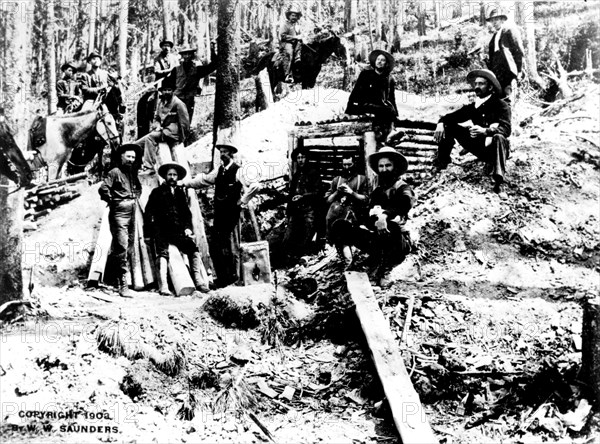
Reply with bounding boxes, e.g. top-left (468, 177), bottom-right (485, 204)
top-left (369, 49), bottom-right (395, 70)
top-left (179, 47), bottom-right (197, 55)
top-left (86, 51), bottom-right (102, 62)
top-left (486, 7), bottom-right (508, 22)
top-left (368, 146), bottom-right (408, 176)
top-left (158, 162), bottom-right (187, 180)
top-left (117, 143), bottom-right (142, 158)
top-left (60, 62), bottom-right (77, 72)
top-left (158, 76), bottom-right (176, 90)
top-left (291, 145), bottom-right (309, 160)
top-left (159, 39), bottom-right (174, 48)
top-left (467, 69), bottom-right (502, 95)
top-left (216, 143), bottom-right (238, 154)
top-left (285, 5), bottom-right (302, 19)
